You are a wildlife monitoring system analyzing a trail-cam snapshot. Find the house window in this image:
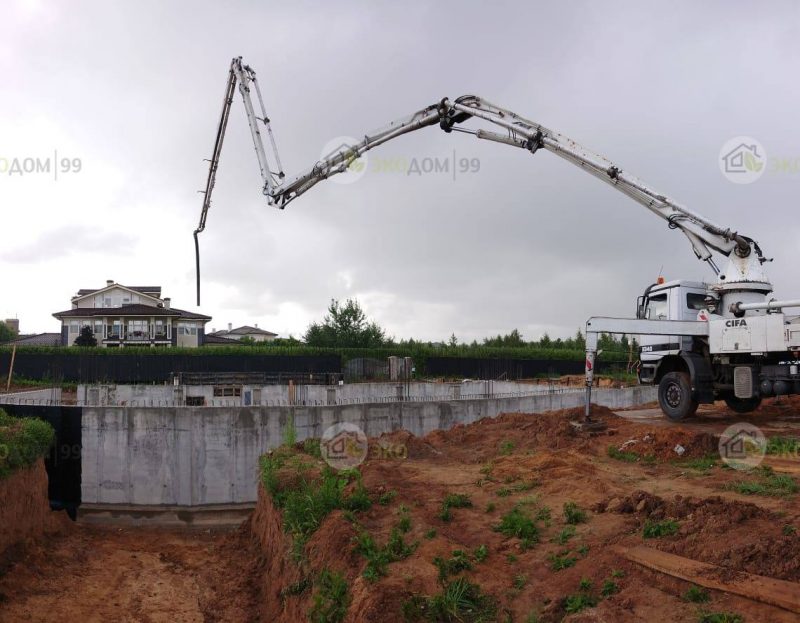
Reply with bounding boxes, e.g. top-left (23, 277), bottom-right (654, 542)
top-left (186, 396), bottom-right (205, 406)
top-left (154, 320), bottom-right (167, 338)
top-left (103, 297), bottom-right (112, 308)
top-left (94, 321), bottom-right (104, 338)
top-left (107, 320), bottom-right (121, 339)
top-left (127, 319), bottom-right (149, 340)
top-left (69, 321), bottom-right (80, 333)
top-left (178, 323), bottom-right (197, 336)
top-left (213, 386), bottom-right (241, 397)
